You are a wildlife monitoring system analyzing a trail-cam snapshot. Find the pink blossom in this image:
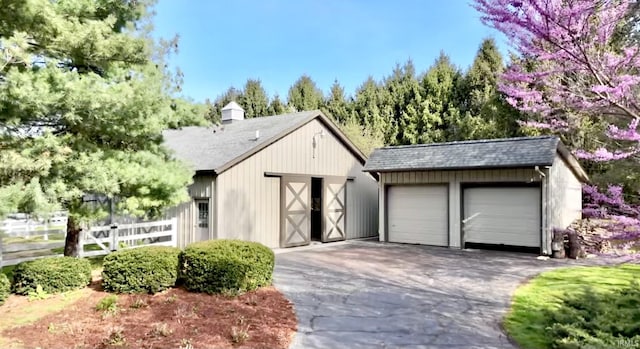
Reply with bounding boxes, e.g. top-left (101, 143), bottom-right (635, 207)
top-left (474, 0), bottom-right (640, 161)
